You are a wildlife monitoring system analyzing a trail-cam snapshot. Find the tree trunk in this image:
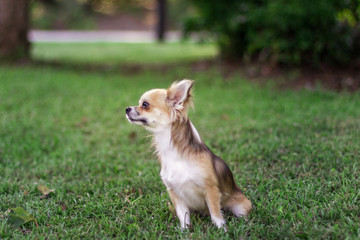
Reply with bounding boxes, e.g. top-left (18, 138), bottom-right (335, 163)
top-left (0, 0), bottom-right (30, 61)
top-left (156, 0), bottom-right (167, 42)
